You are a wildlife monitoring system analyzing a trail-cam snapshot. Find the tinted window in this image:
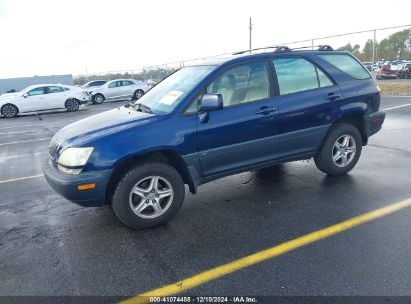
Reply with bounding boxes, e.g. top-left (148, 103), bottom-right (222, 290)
top-left (90, 81), bottom-right (106, 87)
top-left (122, 80), bottom-right (133, 86)
top-left (207, 61), bottom-right (269, 107)
top-left (48, 86), bottom-right (64, 93)
top-left (273, 58), bottom-right (333, 95)
top-left (27, 87), bottom-right (46, 96)
top-left (318, 69), bottom-right (333, 87)
top-left (317, 54), bottom-right (370, 80)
